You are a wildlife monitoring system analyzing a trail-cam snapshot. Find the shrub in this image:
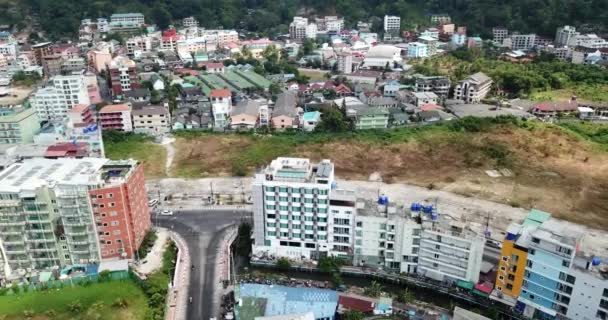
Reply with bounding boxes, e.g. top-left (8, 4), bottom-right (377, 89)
top-left (276, 257), bottom-right (291, 270)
